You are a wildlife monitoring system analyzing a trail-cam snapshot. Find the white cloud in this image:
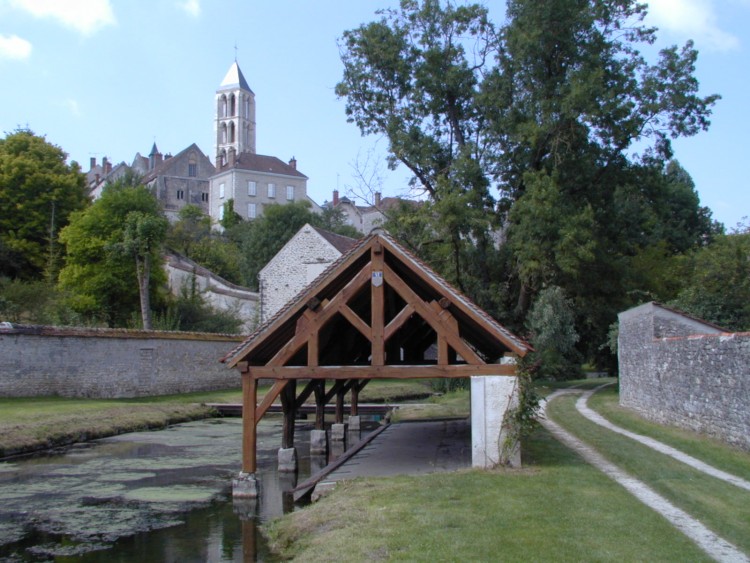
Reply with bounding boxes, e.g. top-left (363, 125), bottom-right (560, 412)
top-left (646, 0), bottom-right (740, 51)
top-left (8, 0), bottom-right (116, 36)
top-left (178, 0), bottom-right (200, 18)
top-left (60, 98), bottom-right (81, 117)
top-left (0, 33), bottom-right (32, 60)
